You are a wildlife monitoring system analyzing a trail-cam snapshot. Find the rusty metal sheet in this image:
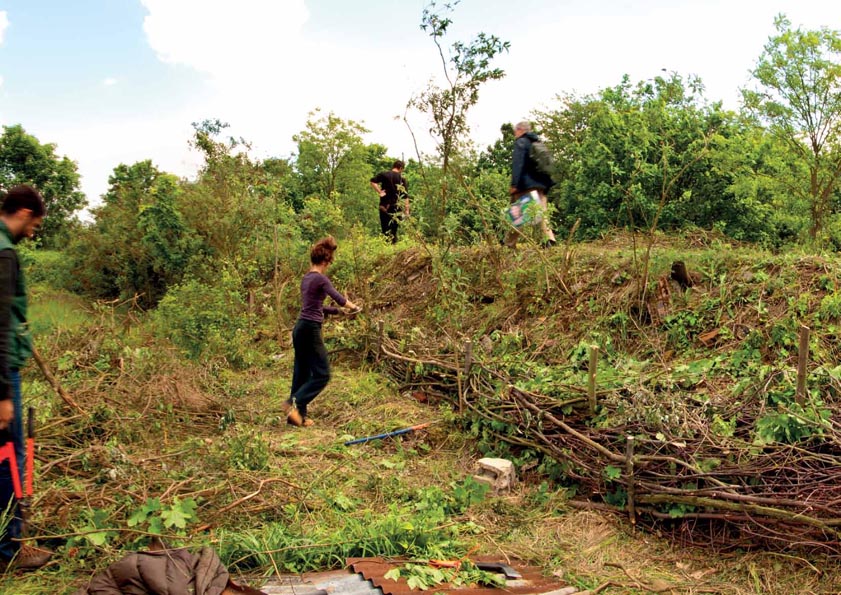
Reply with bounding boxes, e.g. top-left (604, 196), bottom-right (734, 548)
top-left (346, 557), bottom-right (570, 595)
